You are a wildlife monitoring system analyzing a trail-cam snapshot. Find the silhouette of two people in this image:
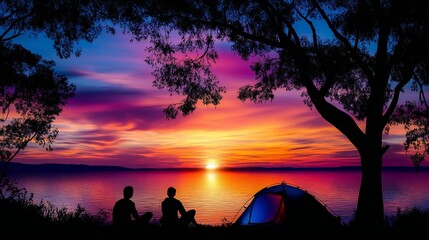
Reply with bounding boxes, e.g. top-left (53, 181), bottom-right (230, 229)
top-left (112, 185), bottom-right (153, 229)
top-left (161, 186), bottom-right (198, 228)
